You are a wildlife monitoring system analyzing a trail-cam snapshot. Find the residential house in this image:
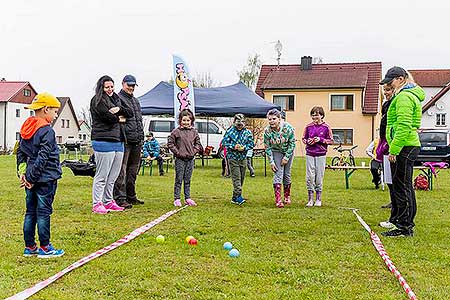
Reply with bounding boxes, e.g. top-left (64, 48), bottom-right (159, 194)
top-left (409, 69), bottom-right (450, 129)
top-left (0, 80), bottom-right (37, 150)
top-left (53, 97), bottom-right (81, 144)
top-left (78, 120), bottom-right (91, 144)
top-left (256, 57), bottom-right (382, 157)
